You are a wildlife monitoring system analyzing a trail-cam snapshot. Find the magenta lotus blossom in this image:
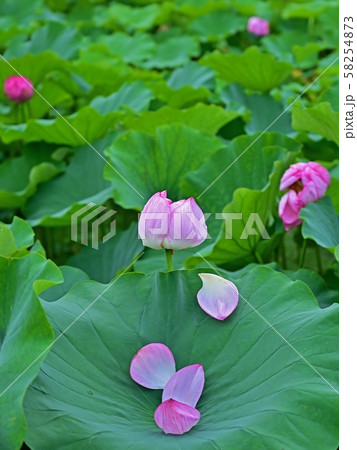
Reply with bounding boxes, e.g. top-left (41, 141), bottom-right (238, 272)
top-left (279, 162), bottom-right (331, 231)
top-left (130, 343), bottom-right (205, 435)
top-left (247, 17), bottom-right (270, 36)
top-left (138, 191), bottom-right (207, 251)
top-left (197, 273), bottom-right (239, 321)
top-left (3, 75), bottom-right (34, 103)
top-left (154, 399), bottom-right (200, 435)
top-left (129, 343), bottom-right (175, 389)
